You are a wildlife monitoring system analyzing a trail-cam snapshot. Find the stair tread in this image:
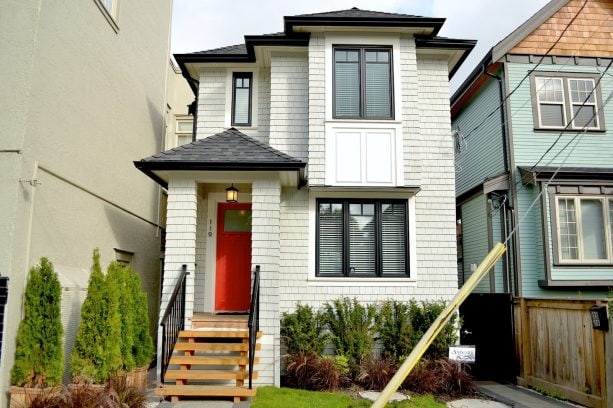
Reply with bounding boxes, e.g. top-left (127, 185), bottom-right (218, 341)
top-left (164, 369), bottom-right (258, 380)
top-left (169, 355), bottom-right (259, 365)
top-left (174, 342), bottom-right (261, 351)
top-left (179, 330), bottom-right (263, 339)
top-left (155, 385), bottom-right (256, 397)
